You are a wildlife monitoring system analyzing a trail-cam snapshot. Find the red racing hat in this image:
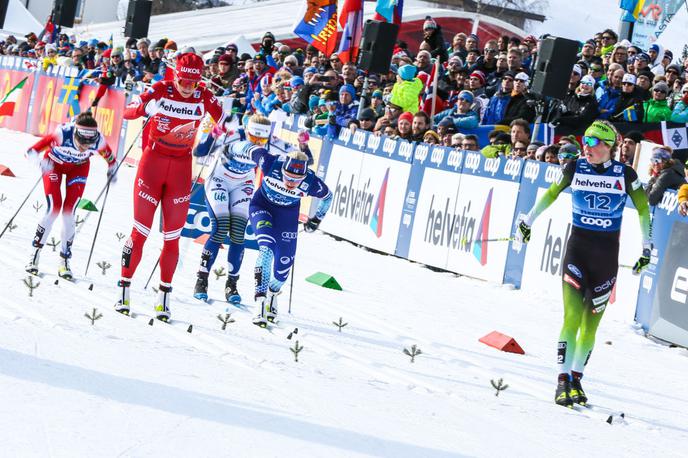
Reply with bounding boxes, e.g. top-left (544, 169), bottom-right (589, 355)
top-left (176, 52), bottom-right (204, 82)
